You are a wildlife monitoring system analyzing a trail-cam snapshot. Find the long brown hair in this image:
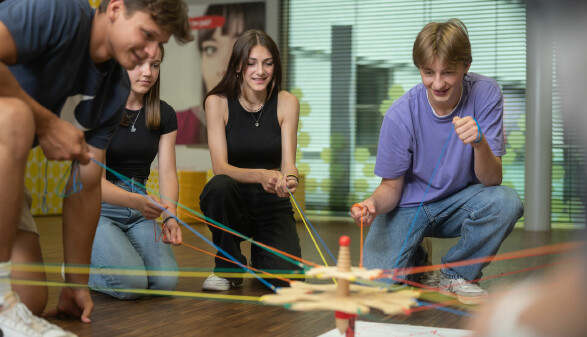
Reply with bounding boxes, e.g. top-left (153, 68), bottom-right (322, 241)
top-left (204, 29), bottom-right (282, 107)
top-left (121, 43), bottom-right (165, 129)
